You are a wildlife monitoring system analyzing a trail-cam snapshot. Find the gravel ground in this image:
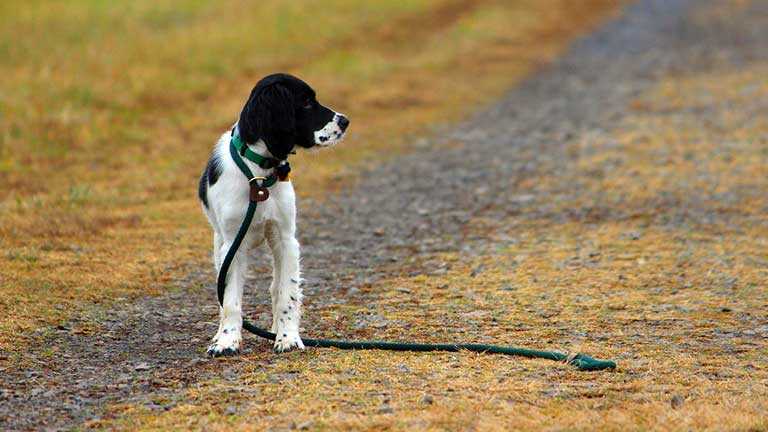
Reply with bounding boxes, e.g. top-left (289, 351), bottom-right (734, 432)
top-left (2, 0), bottom-right (766, 429)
